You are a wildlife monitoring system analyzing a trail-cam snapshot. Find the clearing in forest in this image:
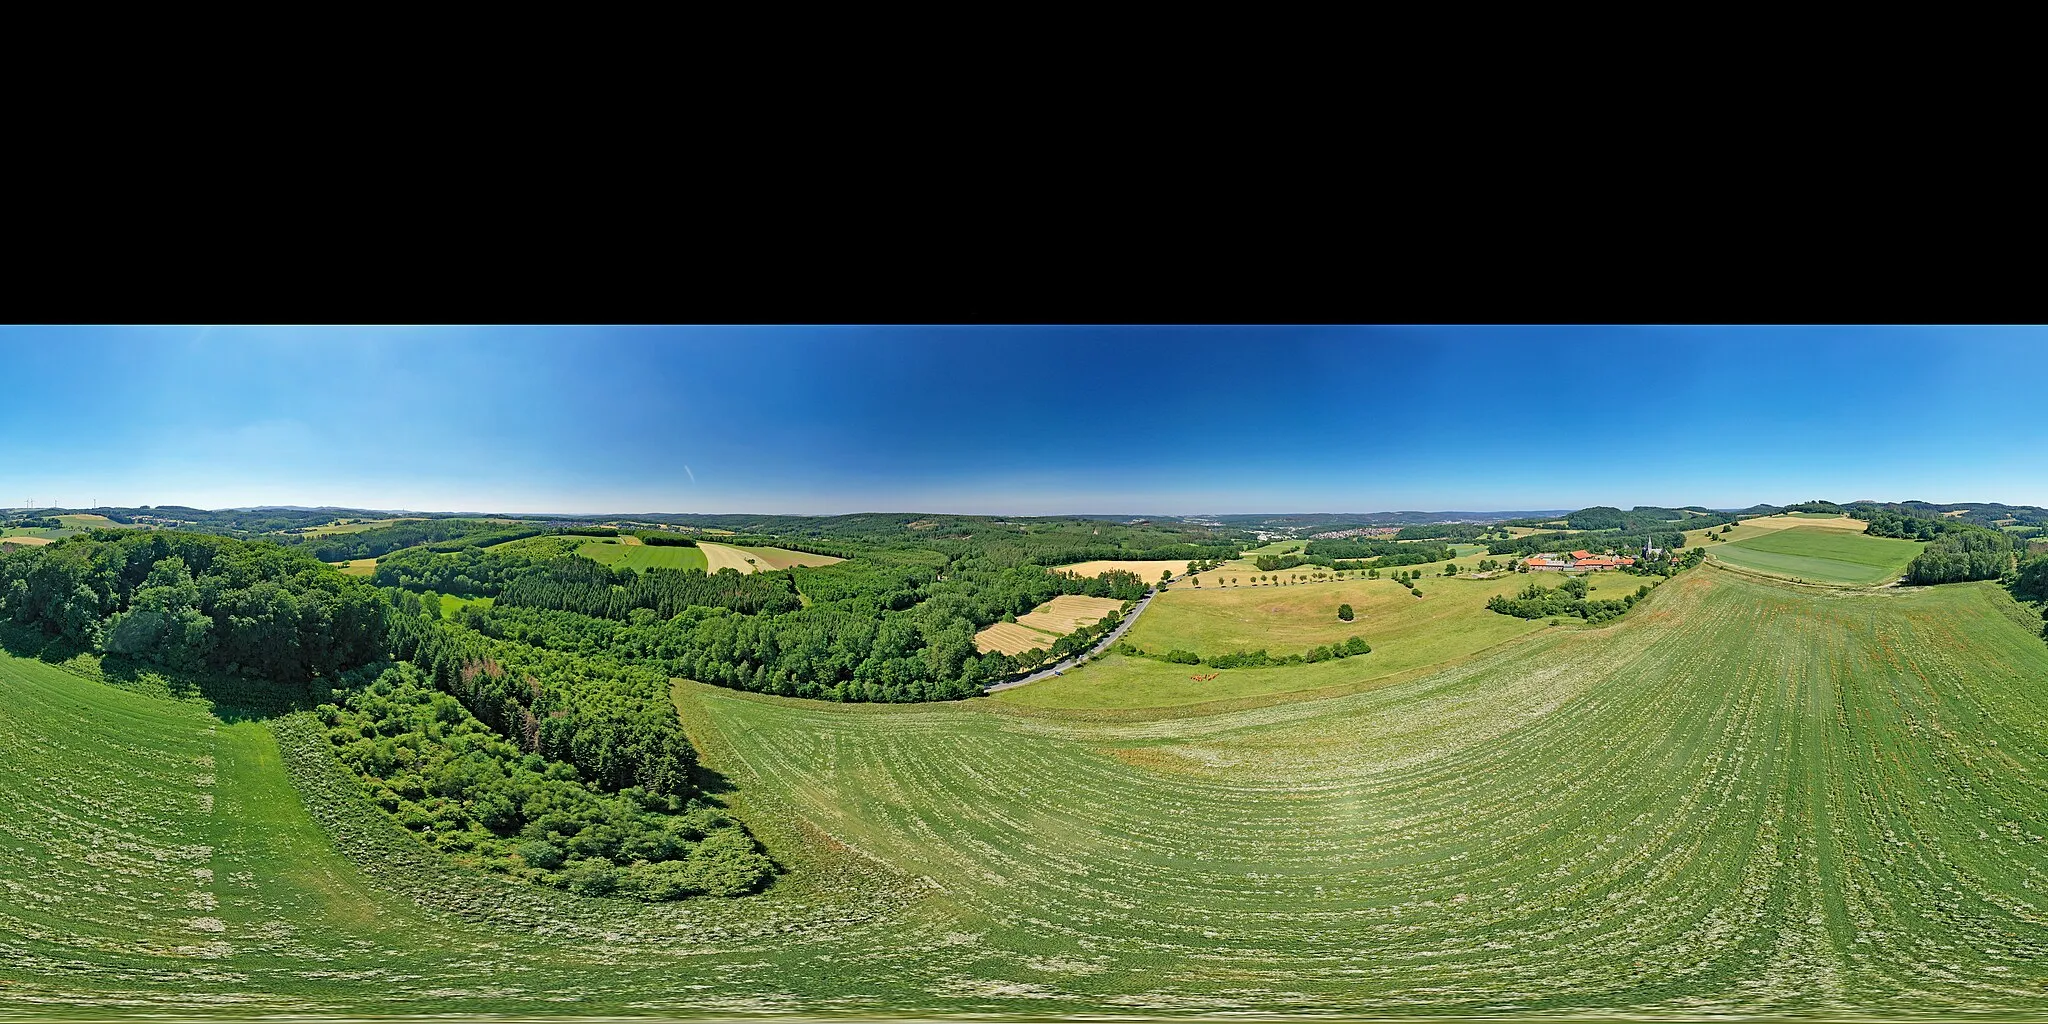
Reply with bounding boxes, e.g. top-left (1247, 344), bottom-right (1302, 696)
top-left (699, 542), bottom-right (843, 574)
top-left (332, 558), bottom-right (378, 576)
top-left (1016, 594), bottom-right (1126, 635)
top-left (1708, 524), bottom-right (1920, 585)
top-left (973, 620), bottom-right (1062, 655)
top-left (576, 537), bottom-right (709, 572)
